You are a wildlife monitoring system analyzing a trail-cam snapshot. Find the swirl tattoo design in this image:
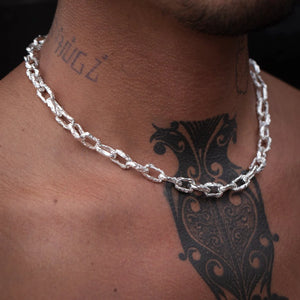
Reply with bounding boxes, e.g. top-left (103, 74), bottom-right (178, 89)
top-left (150, 114), bottom-right (287, 300)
